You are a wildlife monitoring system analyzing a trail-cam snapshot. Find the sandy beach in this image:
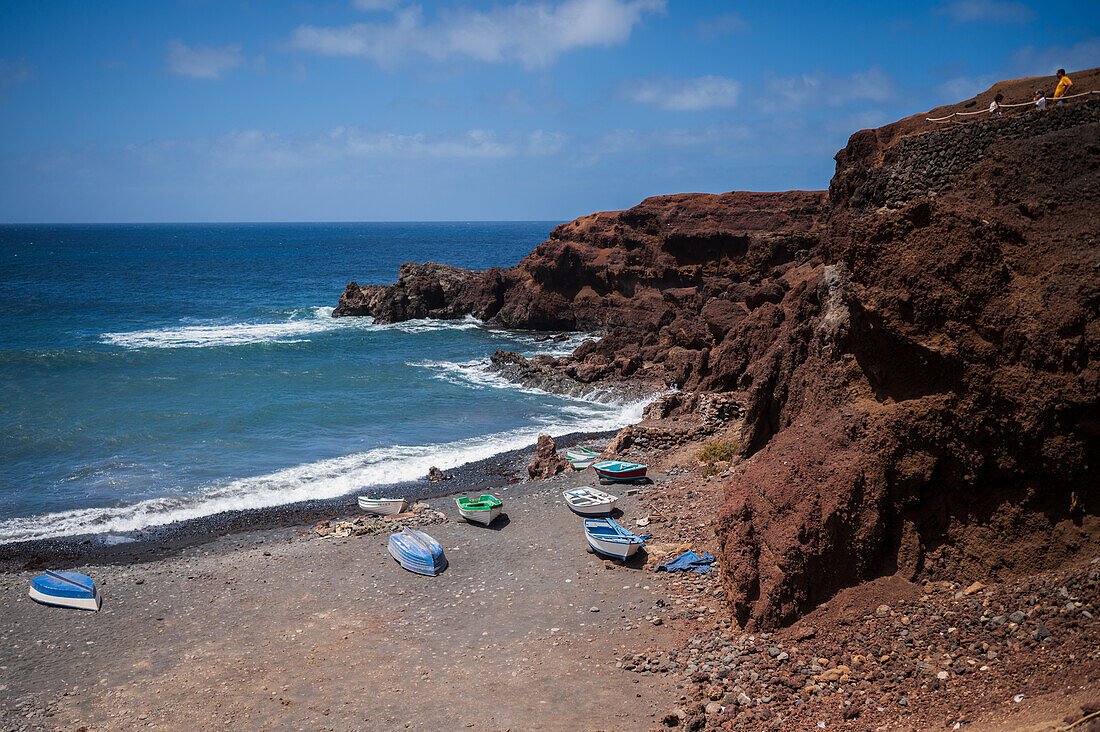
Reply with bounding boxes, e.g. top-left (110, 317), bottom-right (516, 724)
top-left (2, 29), bottom-right (1097, 730)
top-left (0, 446), bottom-right (694, 731)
